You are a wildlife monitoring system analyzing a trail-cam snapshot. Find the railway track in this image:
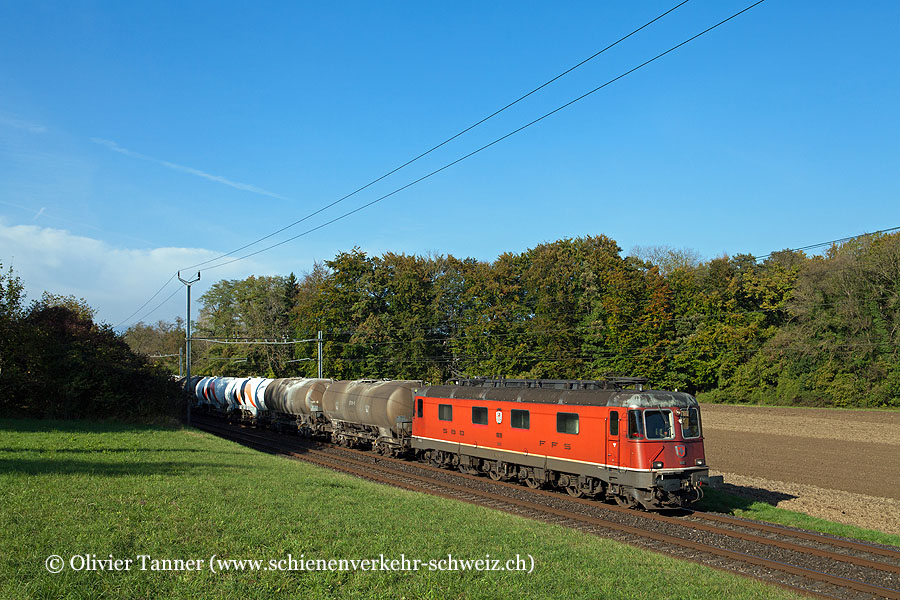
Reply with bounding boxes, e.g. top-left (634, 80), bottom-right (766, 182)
top-left (193, 416), bottom-right (900, 600)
